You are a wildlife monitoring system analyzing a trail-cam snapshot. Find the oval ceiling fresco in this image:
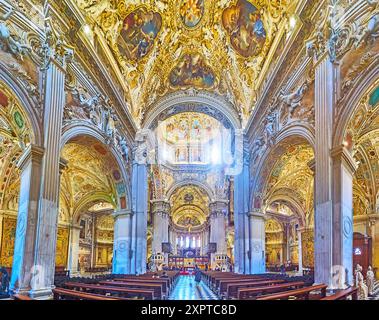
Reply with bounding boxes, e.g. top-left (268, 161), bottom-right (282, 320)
top-left (222, 0), bottom-right (267, 58)
top-left (118, 7), bottom-right (162, 61)
top-left (169, 53), bottom-right (215, 88)
top-left (179, 0), bottom-right (205, 28)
